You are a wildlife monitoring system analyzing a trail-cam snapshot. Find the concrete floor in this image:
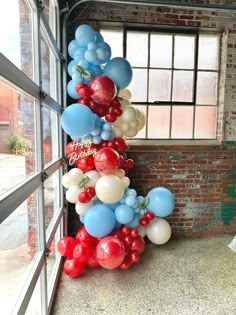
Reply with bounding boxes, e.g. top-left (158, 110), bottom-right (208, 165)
top-left (52, 234), bottom-right (236, 315)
